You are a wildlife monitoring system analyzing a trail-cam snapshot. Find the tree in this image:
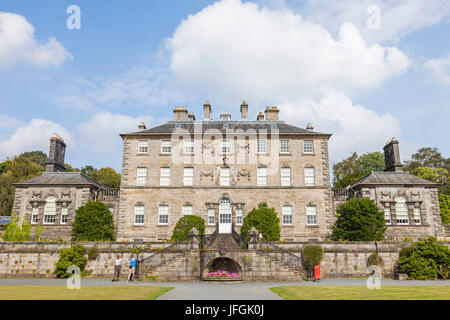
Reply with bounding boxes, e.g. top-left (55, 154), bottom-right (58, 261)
top-left (54, 245), bottom-right (88, 278)
top-left (240, 202), bottom-right (281, 241)
top-left (404, 147), bottom-right (449, 173)
top-left (19, 151), bottom-right (47, 167)
top-left (171, 215), bottom-right (205, 241)
top-left (331, 197), bottom-right (386, 241)
top-left (71, 201), bottom-right (115, 241)
top-left (333, 152), bottom-right (385, 189)
top-left (439, 194), bottom-right (450, 225)
top-left (399, 237), bottom-right (450, 280)
top-left (412, 166), bottom-right (448, 195)
top-left (90, 167), bottom-right (121, 189)
top-left (1, 213), bottom-right (31, 241)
